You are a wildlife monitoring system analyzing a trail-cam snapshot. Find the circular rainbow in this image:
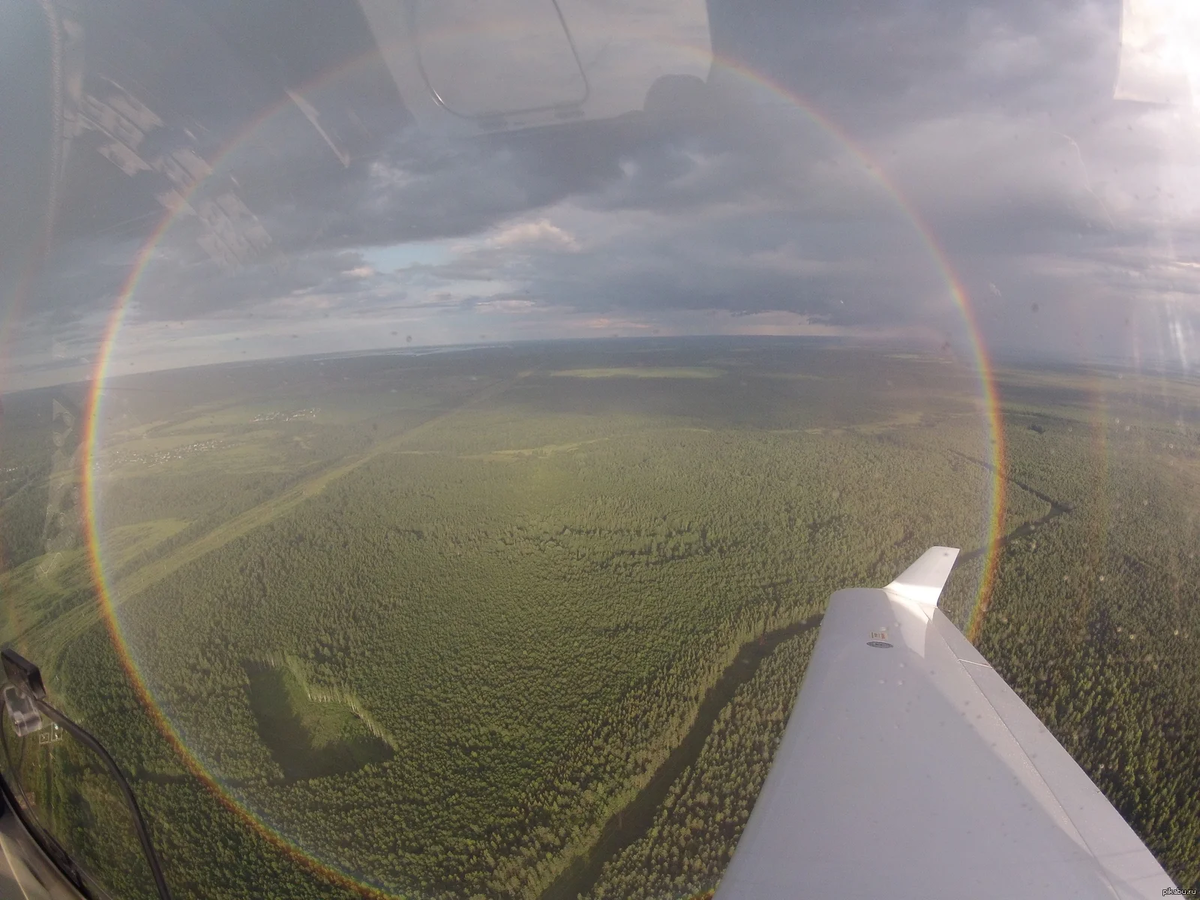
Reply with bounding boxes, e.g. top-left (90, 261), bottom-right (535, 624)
top-left (80, 36), bottom-right (1007, 896)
